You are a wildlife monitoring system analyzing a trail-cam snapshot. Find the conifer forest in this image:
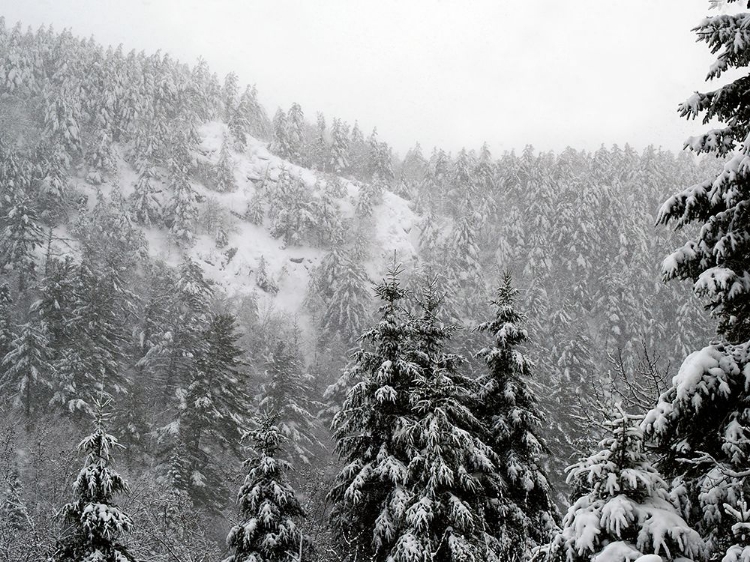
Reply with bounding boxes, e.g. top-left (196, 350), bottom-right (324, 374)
top-left (1, 1), bottom-right (750, 561)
